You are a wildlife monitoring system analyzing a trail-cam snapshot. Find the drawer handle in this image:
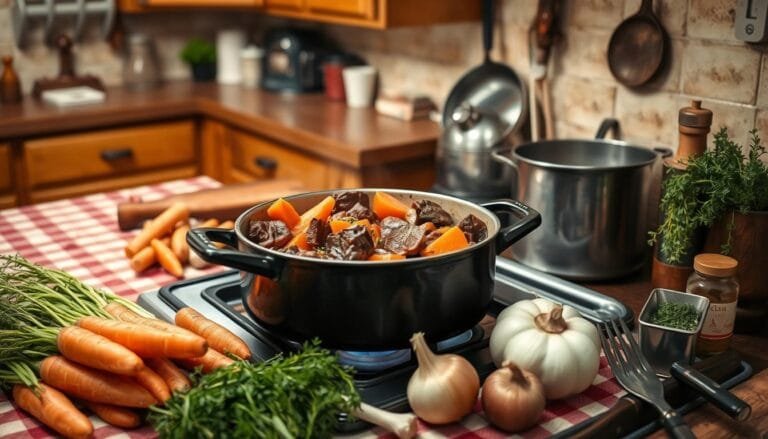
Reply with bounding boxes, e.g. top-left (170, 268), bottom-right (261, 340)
top-left (101, 148), bottom-right (134, 162)
top-left (254, 156), bottom-right (278, 171)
